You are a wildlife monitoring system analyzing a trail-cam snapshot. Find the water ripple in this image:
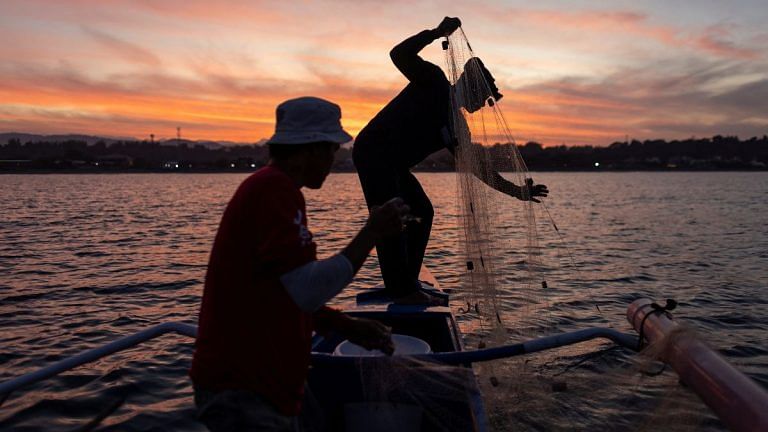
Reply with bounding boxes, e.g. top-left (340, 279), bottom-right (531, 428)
top-left (0, 172), bottom-right (766, 430)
